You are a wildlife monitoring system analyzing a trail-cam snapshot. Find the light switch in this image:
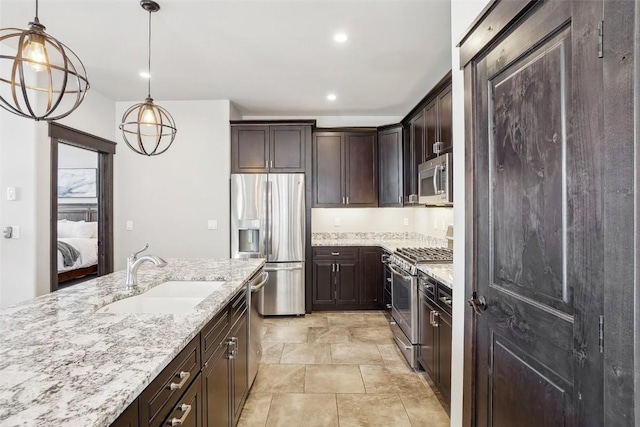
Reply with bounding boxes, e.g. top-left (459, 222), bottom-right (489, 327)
top-left (208, 220), bottom-right (218, 230)
top-left (334, 218), bottom-right (340, 227)
top-left (126, 220), bottom-right (133, 231)
top-left (6, 187), bottom-right (16, 201)
top-left (403, 217), bottom-right (409, 226)
top-left (11, 226), bottom-right (19, 239)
